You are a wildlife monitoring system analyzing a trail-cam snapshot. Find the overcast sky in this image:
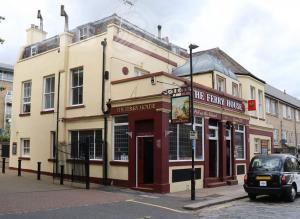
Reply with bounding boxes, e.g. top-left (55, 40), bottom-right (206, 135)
top-left (0, 0), bottom-right (299, 98)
